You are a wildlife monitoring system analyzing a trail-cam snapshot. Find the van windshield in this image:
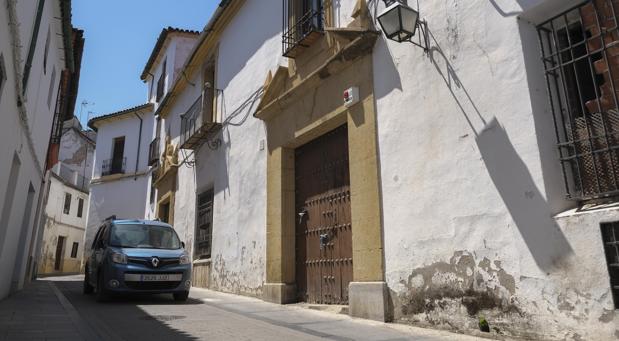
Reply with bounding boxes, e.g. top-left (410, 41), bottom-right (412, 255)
top-left (109, 224), bottom-right (181, 250)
